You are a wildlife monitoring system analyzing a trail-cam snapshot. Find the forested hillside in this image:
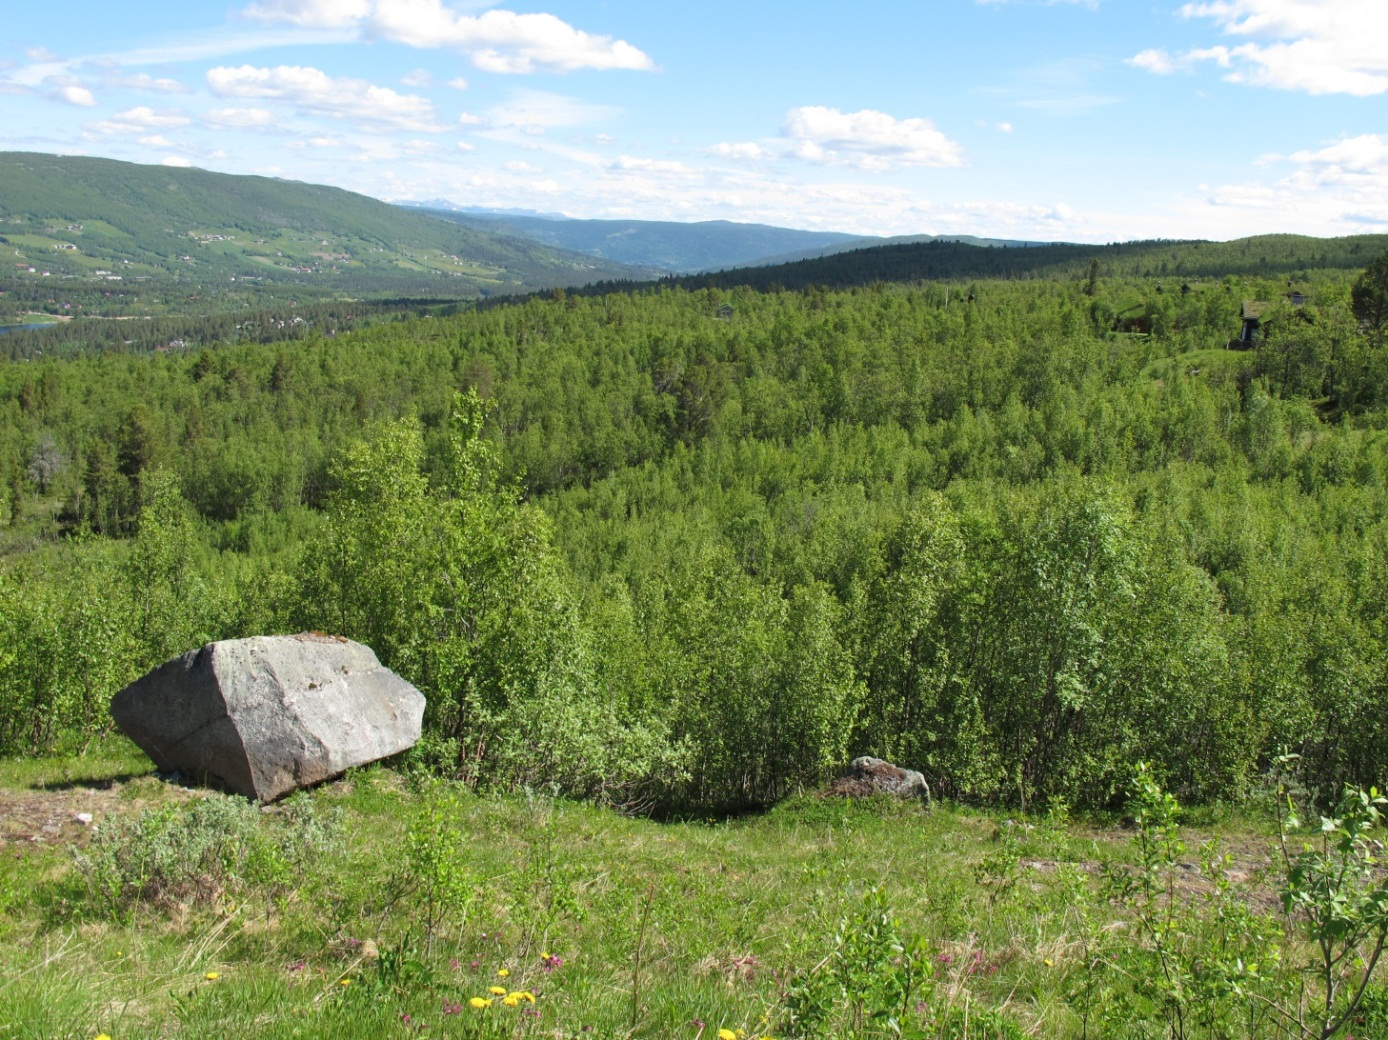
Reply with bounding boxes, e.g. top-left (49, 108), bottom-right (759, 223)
top-left (0, 152), bottom-right (648, 295)
top-left (5, 255), bottom-right (1388, 812)
top-left (633, 234), bottom-right (1388, 292)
